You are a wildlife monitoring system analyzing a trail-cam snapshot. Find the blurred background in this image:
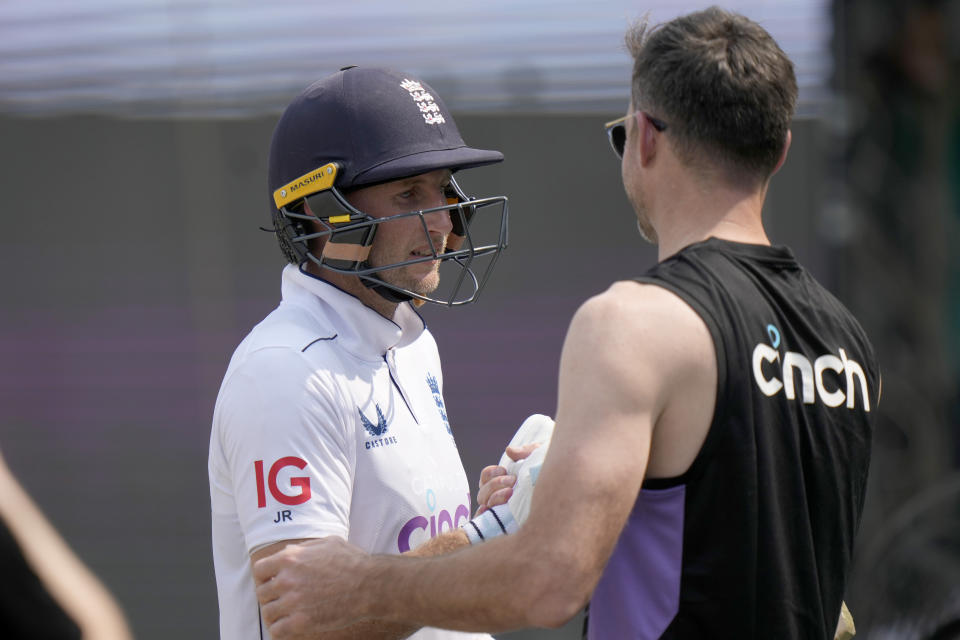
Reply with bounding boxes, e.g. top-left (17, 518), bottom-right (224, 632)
top-left (1, 0), bottom-right (958, 638)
